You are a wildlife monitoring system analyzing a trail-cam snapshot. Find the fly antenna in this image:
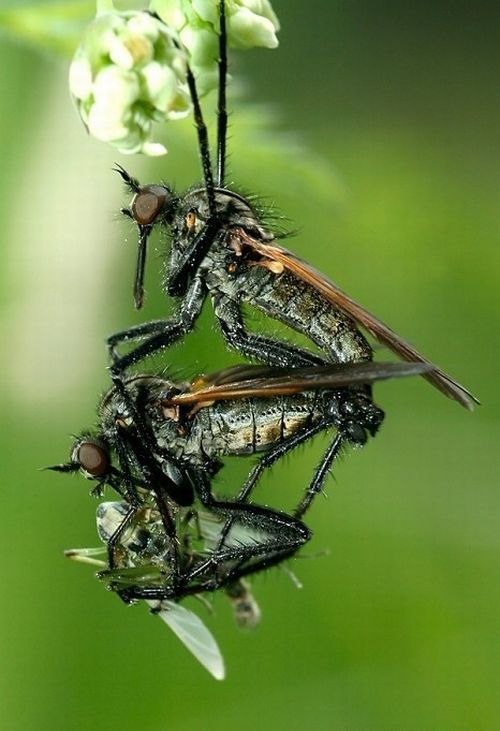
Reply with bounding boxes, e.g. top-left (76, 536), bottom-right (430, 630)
top-left (216, 0), bottom-right (228, 186)
top-left (185, 65), bottom-right (217, 217)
